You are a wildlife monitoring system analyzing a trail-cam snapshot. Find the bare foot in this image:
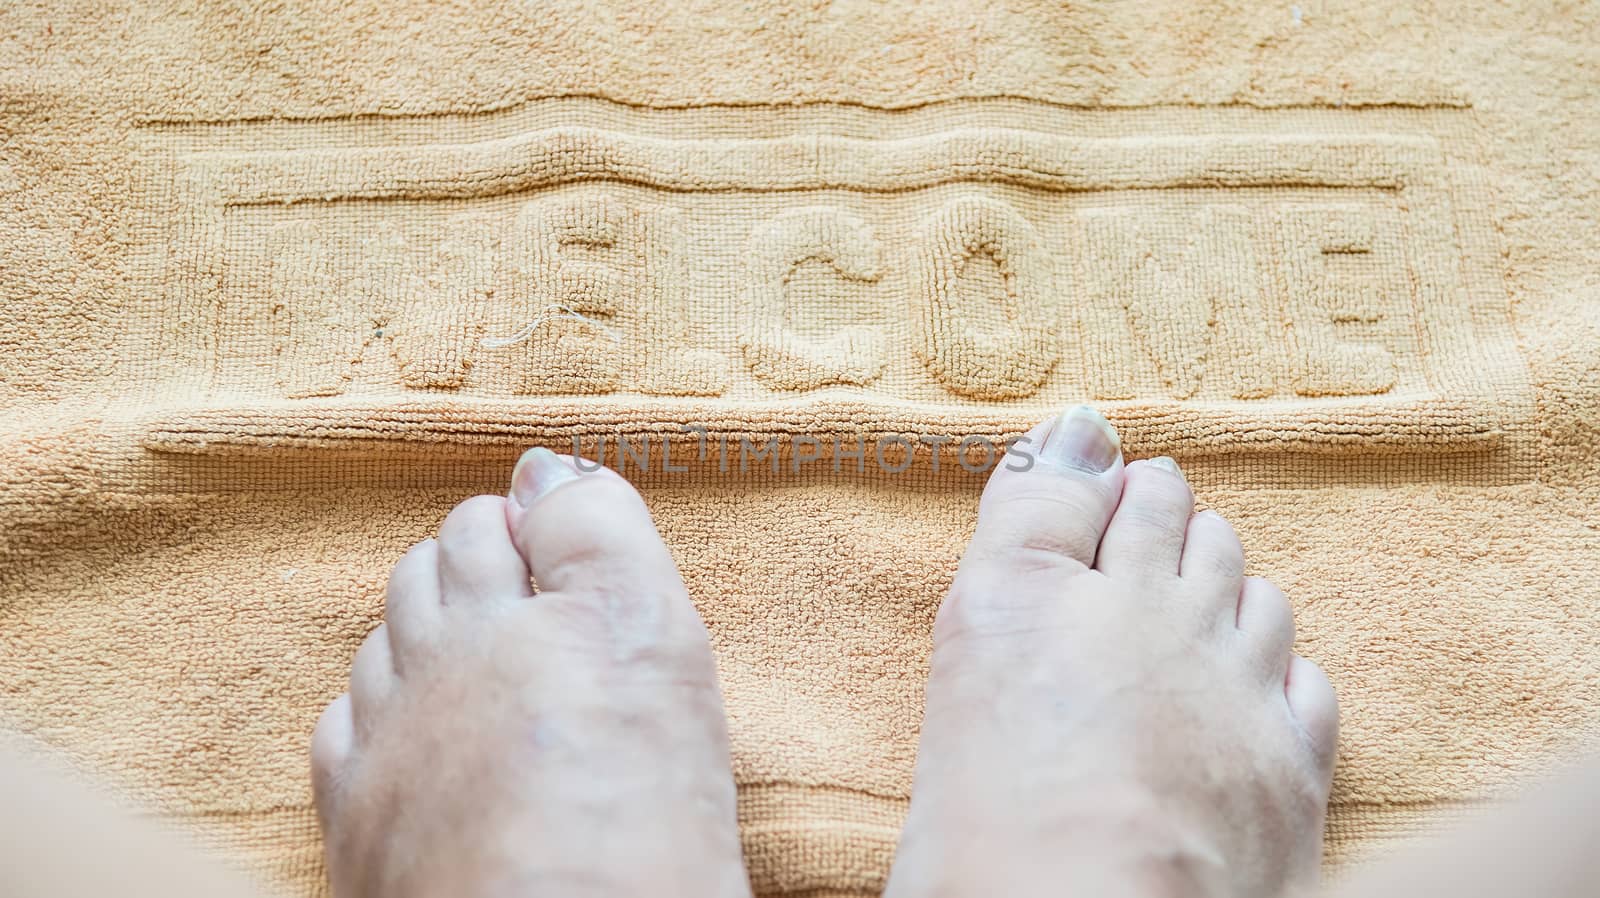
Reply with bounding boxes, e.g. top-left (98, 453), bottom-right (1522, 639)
top-left (310, 449), bottom-right (752, 898)
top-left (885, 407), bottom-right (1339, 898)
